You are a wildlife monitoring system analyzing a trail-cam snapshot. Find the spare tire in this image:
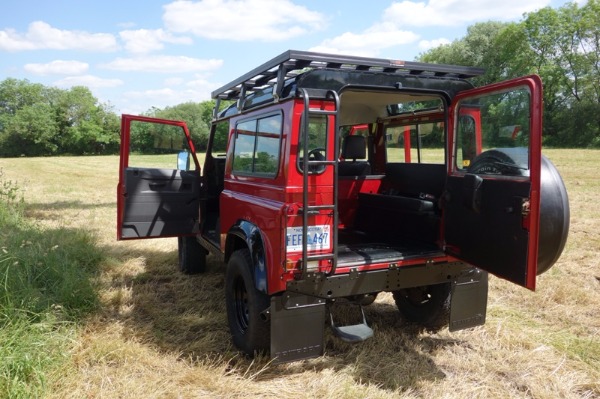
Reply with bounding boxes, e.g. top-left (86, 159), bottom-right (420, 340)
top-left (468, 148), bottom-right (529, 176)
top-left (468, 148), bottom-right (569, 275)
top-left (537, 155), bottom-right (570, 274)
